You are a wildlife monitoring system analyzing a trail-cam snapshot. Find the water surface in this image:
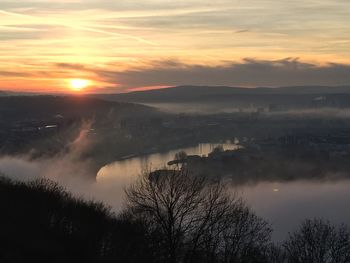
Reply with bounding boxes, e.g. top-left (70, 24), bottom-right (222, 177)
top-left (97, 143), bottom-right (350, 241)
